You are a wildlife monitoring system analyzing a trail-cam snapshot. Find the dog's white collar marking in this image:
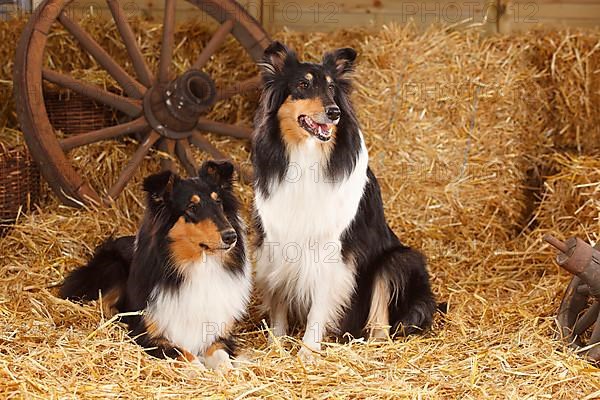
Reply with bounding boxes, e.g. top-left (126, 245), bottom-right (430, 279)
top-left (147, 255), bottom-right (251, 356)
top-left (258, 133), bottom-right (368, 242)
